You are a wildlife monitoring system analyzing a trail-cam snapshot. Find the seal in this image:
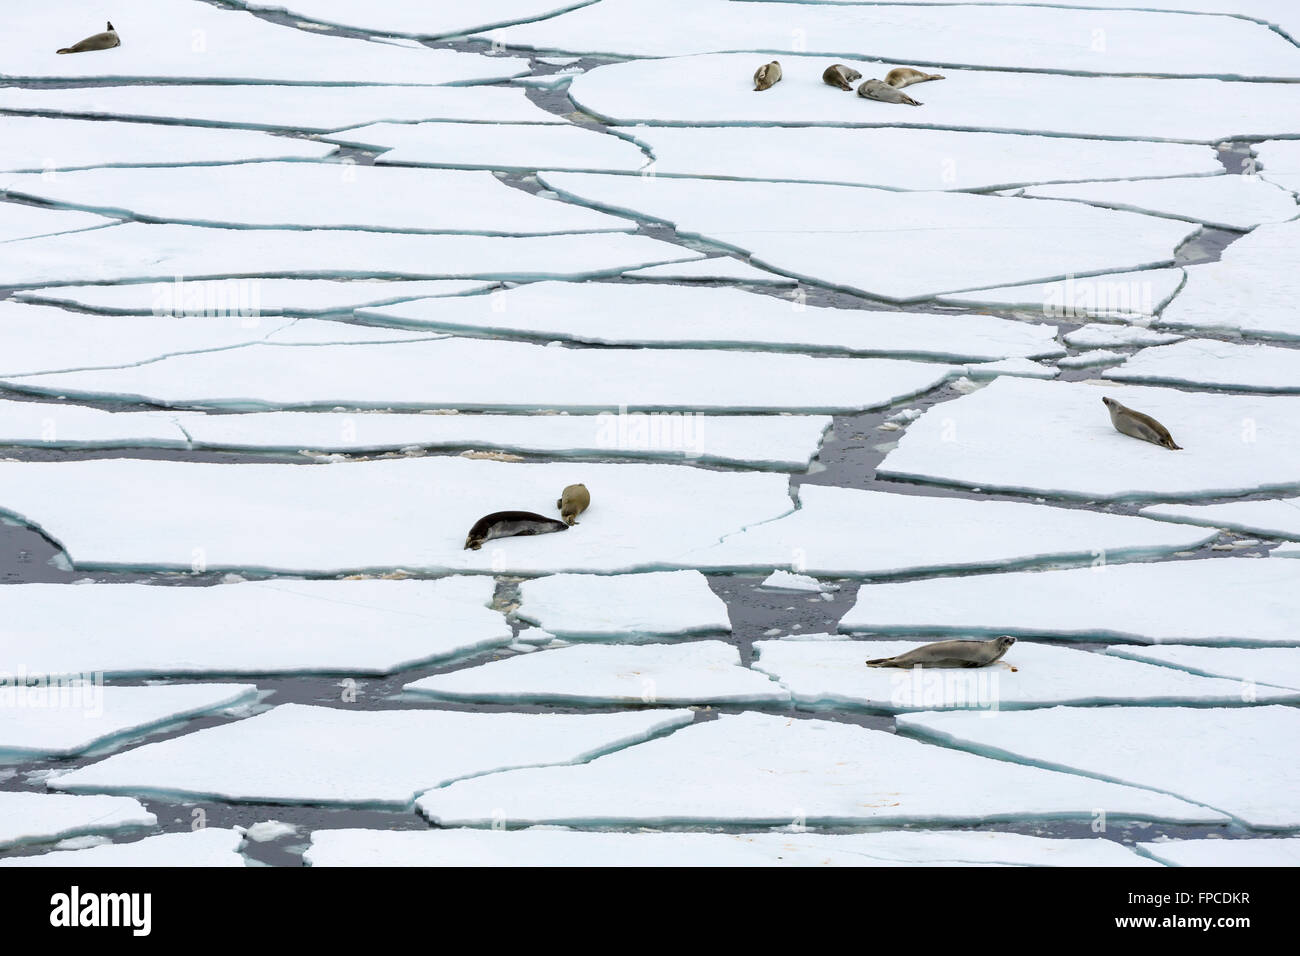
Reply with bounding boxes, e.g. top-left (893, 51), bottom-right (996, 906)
top-left (857, 78), bottom-right (922, 106)
top-left (866, 636), bottom-right (1016, 668)
top-left (1102, 397), bottom-right (1182, 450)
top-left (822, 64), bottom-right (863, 91)
top-left (753, 60), bottom-right (782, 92)
top-left (464, 511), bottom-right (570, 550)
top-left (884, 67), bottom-right (945, 89)
top-left (556, 483), bottom-right (590, 526)
top-left (57, 22), bottom-right (120, 55)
